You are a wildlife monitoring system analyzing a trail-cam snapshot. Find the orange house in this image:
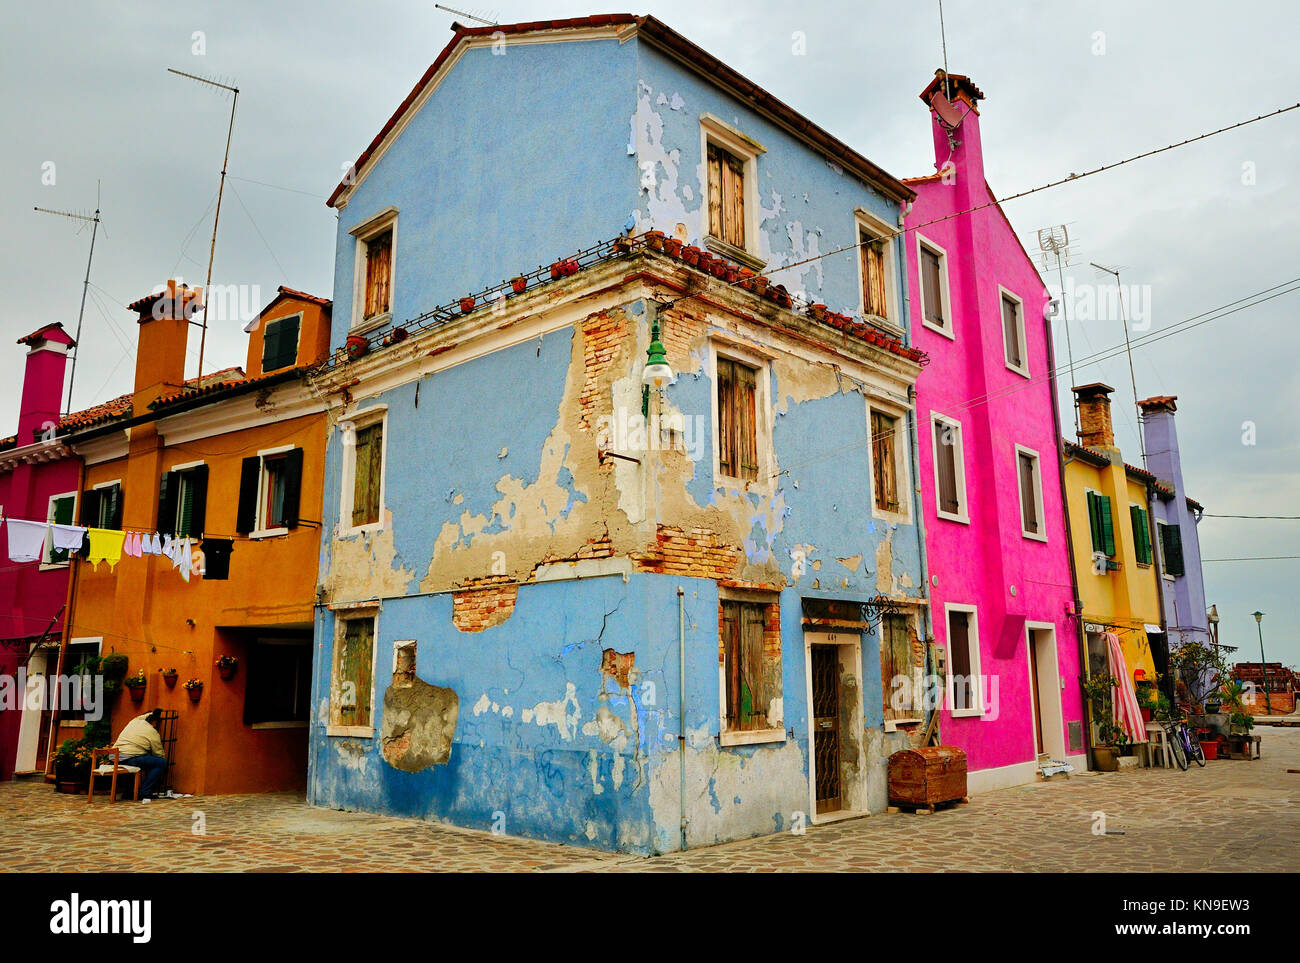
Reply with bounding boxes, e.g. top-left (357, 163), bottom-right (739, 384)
top-left (56, 282), bottom-right (331, 795)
